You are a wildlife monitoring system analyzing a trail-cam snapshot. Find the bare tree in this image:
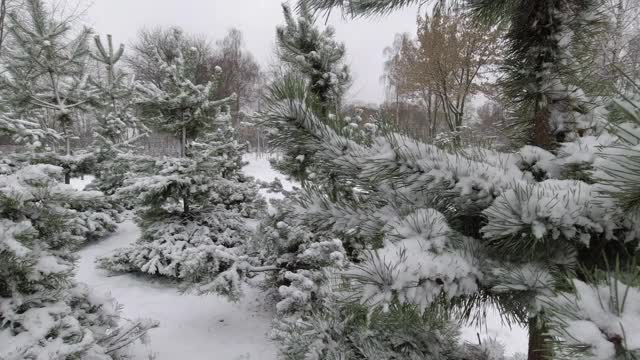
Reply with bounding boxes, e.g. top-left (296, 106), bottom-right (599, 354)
top-left (210, 28), bottom-right (261, 117)
top-left (382, 33), bottom-right (413, 125)
top-left (413, 9), bottom-right (501, 135)
top-left (126, 26), bottom-right (214, 87)
top-left (383, 8), bottom-right (501, 142)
